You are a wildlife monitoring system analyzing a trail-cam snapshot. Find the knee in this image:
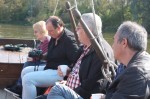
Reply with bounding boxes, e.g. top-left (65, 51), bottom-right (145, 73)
top-left (21, 68), bottom-right (26, 78)
top-left (47, 84), bottom-right (66, 99)
top-left (47, 85), bottom-right (60, 98)
top-left (22, 73), bottom-right (32, 86)
top-left (21, 66), bottom-right (33, 78)
top-left (50, 85), bottom-right (64, 94)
